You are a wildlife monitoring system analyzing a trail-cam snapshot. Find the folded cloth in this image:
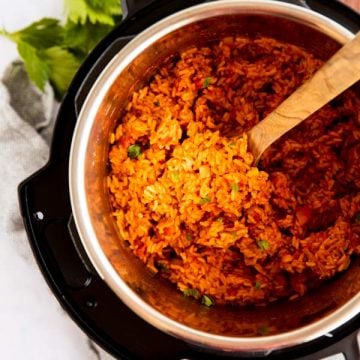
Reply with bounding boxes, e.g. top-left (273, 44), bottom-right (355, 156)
top-left (0, 64), bottom-right (106, 359)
